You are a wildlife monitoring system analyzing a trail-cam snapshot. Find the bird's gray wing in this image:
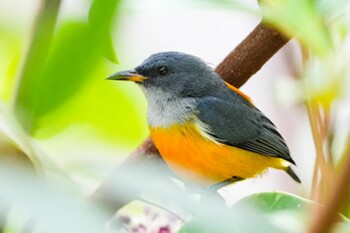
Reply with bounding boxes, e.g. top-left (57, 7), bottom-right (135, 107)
top-left (196, 96), bottom-right (295, 164)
